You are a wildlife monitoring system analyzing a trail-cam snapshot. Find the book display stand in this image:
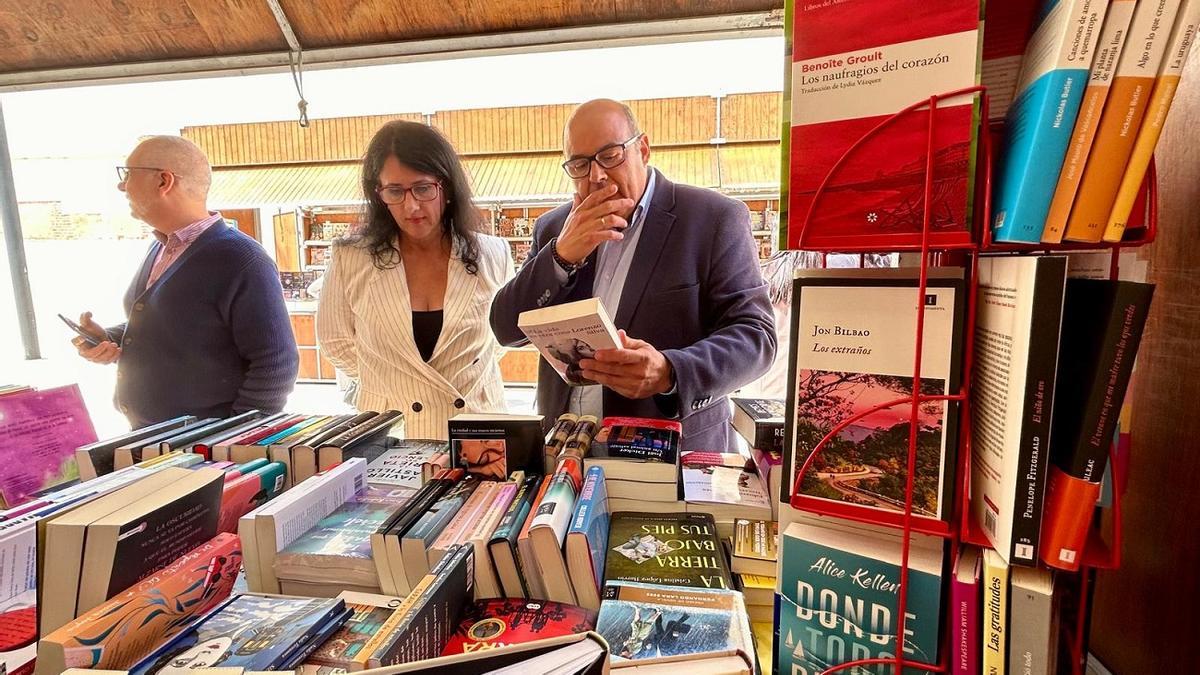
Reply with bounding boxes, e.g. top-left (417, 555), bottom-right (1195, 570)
top-left (786, 85), bottom-right (1155, 675)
